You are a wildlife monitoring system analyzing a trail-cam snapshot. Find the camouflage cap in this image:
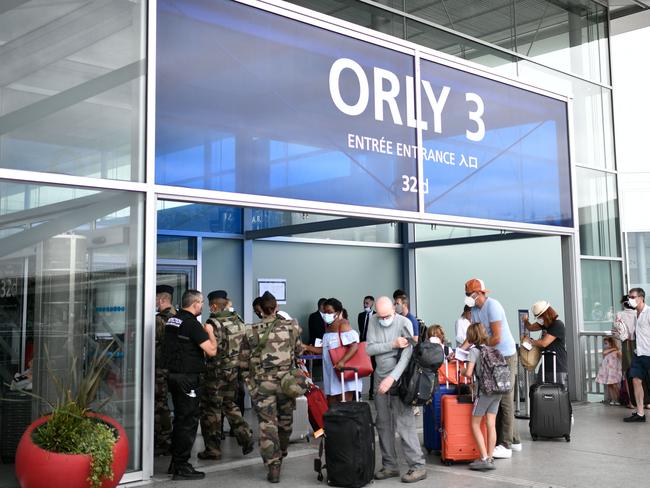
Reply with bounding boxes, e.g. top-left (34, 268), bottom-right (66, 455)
top-left (280, 369), bottom-right (308, 399)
